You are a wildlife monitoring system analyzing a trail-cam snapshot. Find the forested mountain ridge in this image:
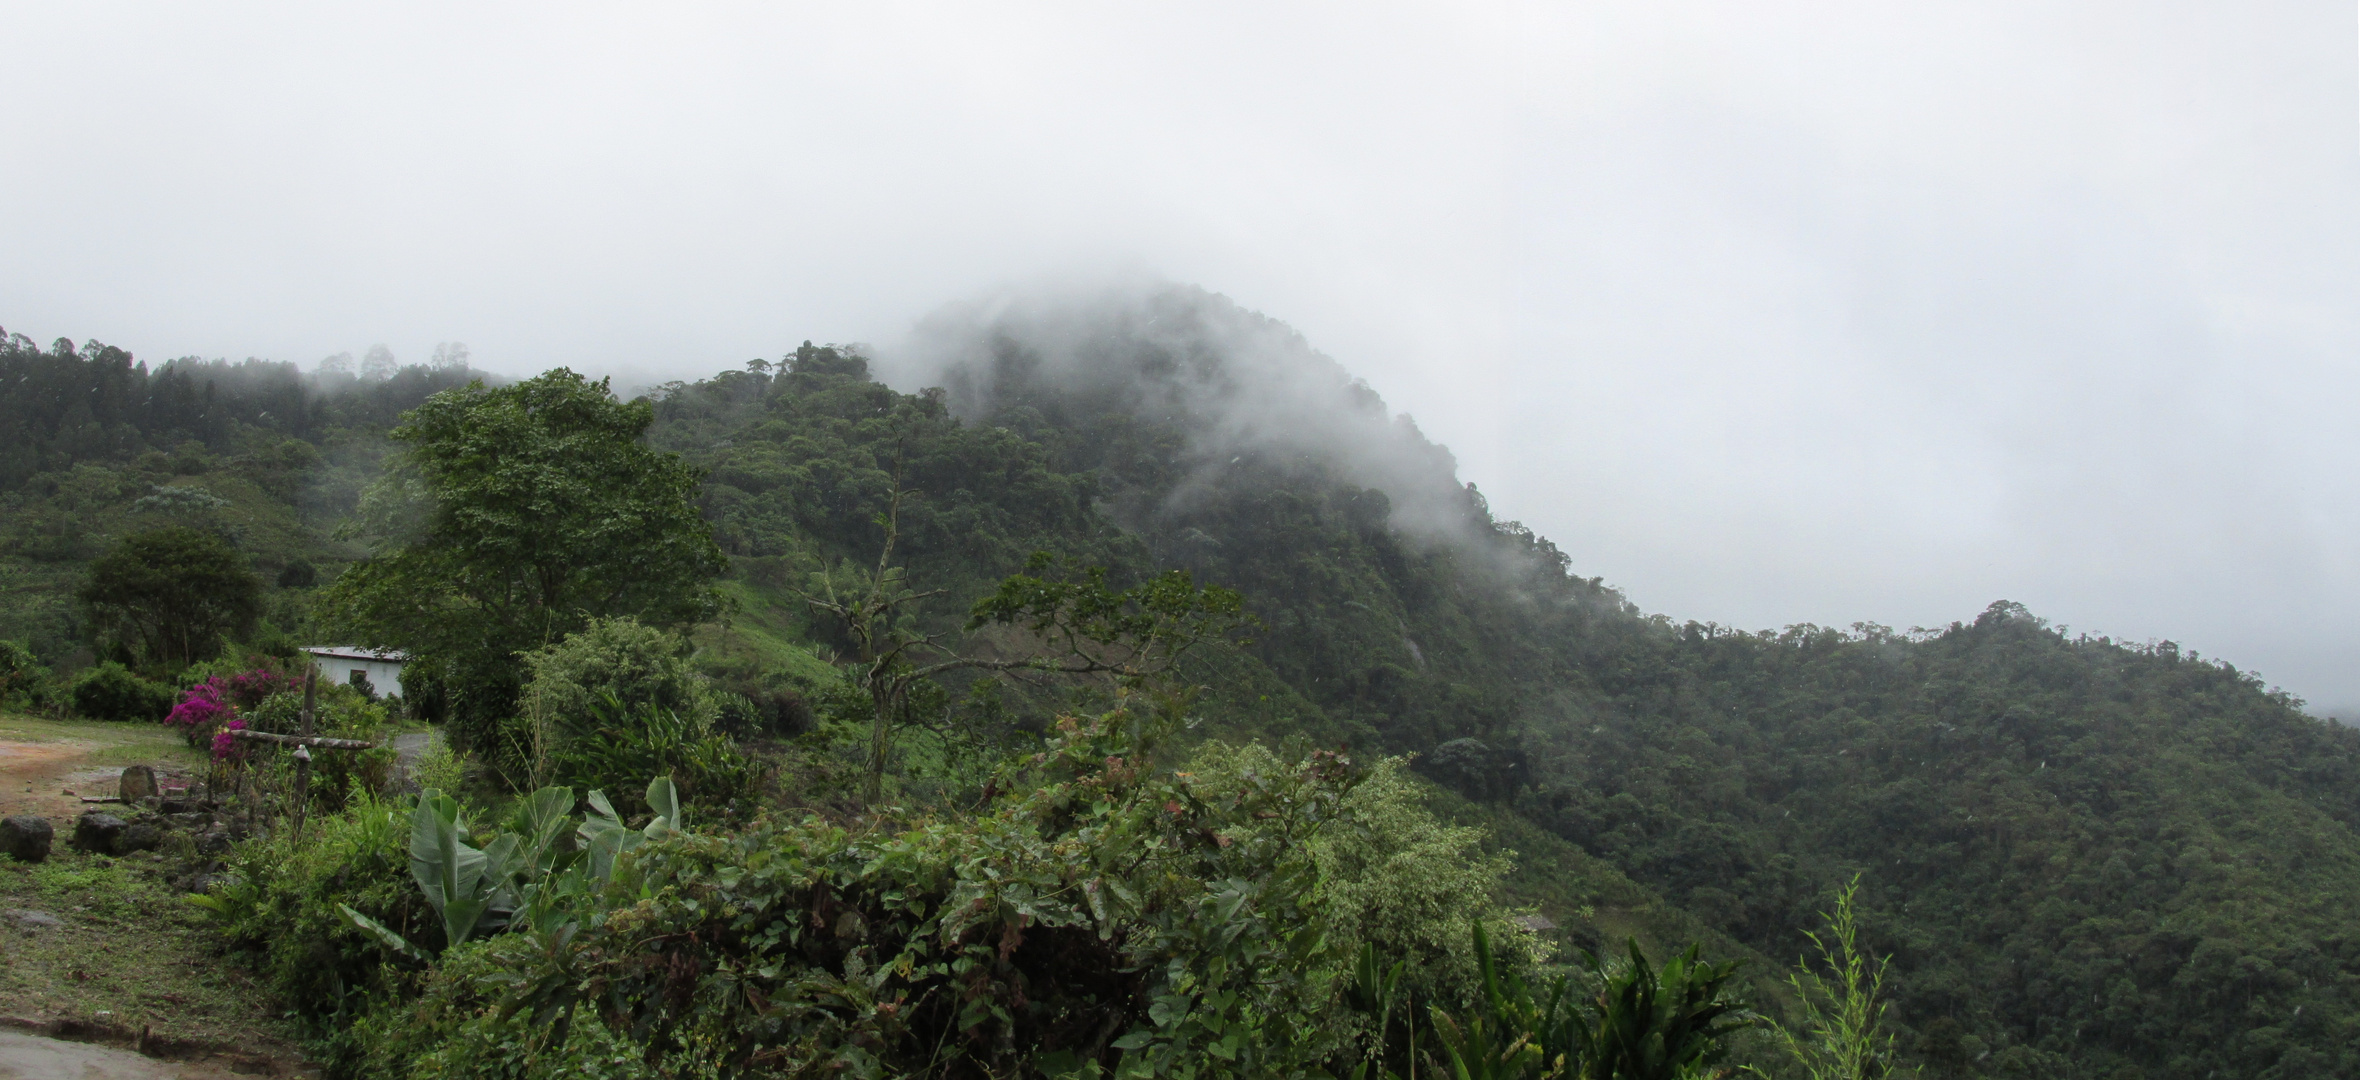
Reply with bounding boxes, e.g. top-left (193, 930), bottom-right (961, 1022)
top-left (0, 330), bottom-right (484, 660)
top-left (893, 291), bottom-right (2360, 1076)
top-left (8, 294), bottom-right (2360, 1078)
